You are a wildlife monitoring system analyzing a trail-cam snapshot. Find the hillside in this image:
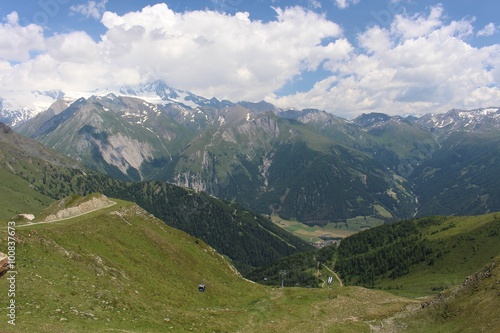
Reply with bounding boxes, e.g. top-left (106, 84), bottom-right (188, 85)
top-left (0, 195), bottom-right (418, 332)
top-left (249, 213), bottom-right (500, 298)
top-left (411, 131), bottom-right (500, 216)
top-left (336, 213), bottom-right (500, 297)
top-left (399, 256), bottom-right (500, 332)
top-left (0, 122), bottom-right (73, 220)
top-left (0, 122), bottom-right (312, 273)
top-left (2, 194), bottom-right (498, 332)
